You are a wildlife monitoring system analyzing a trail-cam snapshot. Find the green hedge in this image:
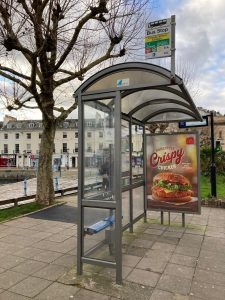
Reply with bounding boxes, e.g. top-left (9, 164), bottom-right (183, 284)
top-left (200, 147), bottom-right (225, 176)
